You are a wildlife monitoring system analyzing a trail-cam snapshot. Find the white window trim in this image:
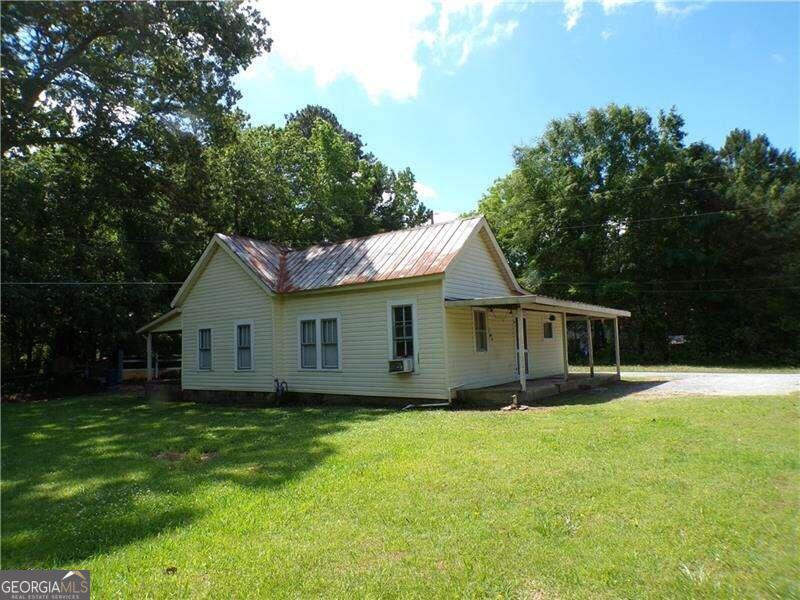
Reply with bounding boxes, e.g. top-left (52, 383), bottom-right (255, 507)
top-left (233, 319), bottom-right (255, 372)
top-left (296, 314), bottom-right (342, 372)
top-left (387, 299), bottom-right (419, 367)
top-left (472, 308), bottom-right (489, 353)
top-left (543, 317), bottom-right (556, 342)
top-left (197, 326), bottom-right (213, 371)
